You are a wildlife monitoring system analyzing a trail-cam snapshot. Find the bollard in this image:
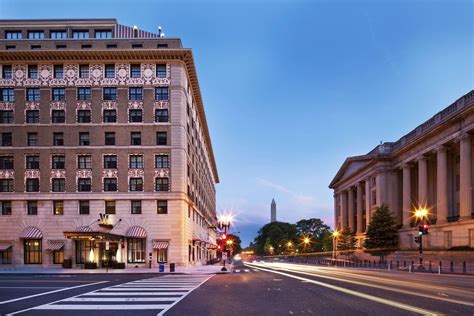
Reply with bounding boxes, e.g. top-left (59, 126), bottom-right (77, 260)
top-left (388, 262), bottom-right (391, 271)
top-left (429, 260), bottom-right (432, 273)
top-left (439, 261), bottom-right (442, 274)
top-left (463, 261), bottom-right (467, 274)
top-left (450, 261), bottom-right (454, 273)
top-left (409, 264), bottom-right (412, 273)
top-left (411, 260), bottom-right (414, 271)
